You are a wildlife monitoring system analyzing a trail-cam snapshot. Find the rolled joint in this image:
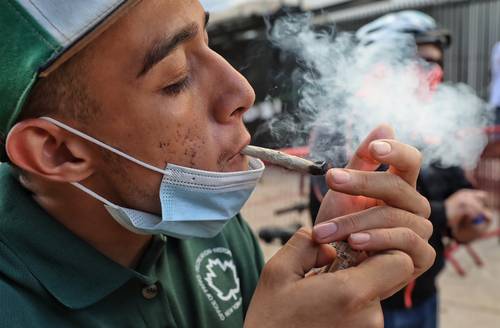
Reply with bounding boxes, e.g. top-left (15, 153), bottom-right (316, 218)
top-left (241, 145), bottom-right (328, 175)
